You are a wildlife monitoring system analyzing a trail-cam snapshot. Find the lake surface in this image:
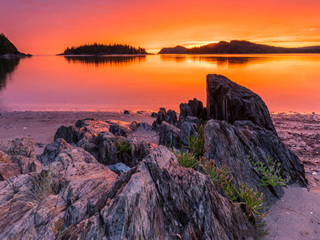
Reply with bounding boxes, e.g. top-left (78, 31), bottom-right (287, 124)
top-left (1, 54), bottom-right (320, 113)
